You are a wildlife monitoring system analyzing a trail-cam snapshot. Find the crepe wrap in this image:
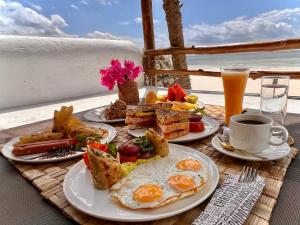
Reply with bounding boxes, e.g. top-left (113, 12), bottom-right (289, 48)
top-left (87, 148), bottom-right (122, 190)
